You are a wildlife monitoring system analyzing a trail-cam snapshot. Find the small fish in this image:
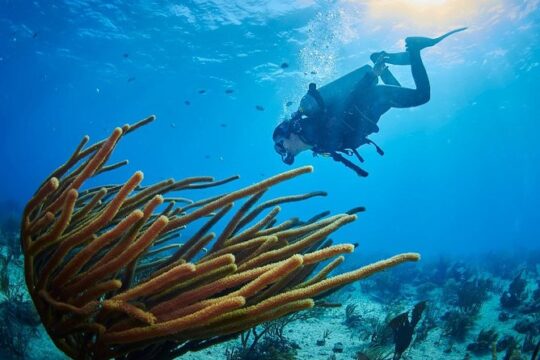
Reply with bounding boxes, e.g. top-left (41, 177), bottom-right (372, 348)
top-left (255, 105), bottom-right (264, 111)
top-left (204, 155), bottom-right (211, 159)
top-left (96, 88), bottom-right (100, 94)
top-left (220, 123), bottom-right (227, 128)
top-left (310, 70), bottom-right (317, 75)
top-left (280, 62), bottom-right (289, 69)
top-left (225, 88), bottom-right (234, 94)
top-left (184, 100), bottom-right (191, 106)
top-left (123, 53), bottom-right (129, 58)
top-left (170, 123), bottom-right (176, 128)
top-left (198, 89), bottom-right (206, 94)
top-left (32, 32), bottom-right (38, 39)
top-left (285, 101), bottom-right (293, 107)
top-left (127, 77), bottom-right (136, 82)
